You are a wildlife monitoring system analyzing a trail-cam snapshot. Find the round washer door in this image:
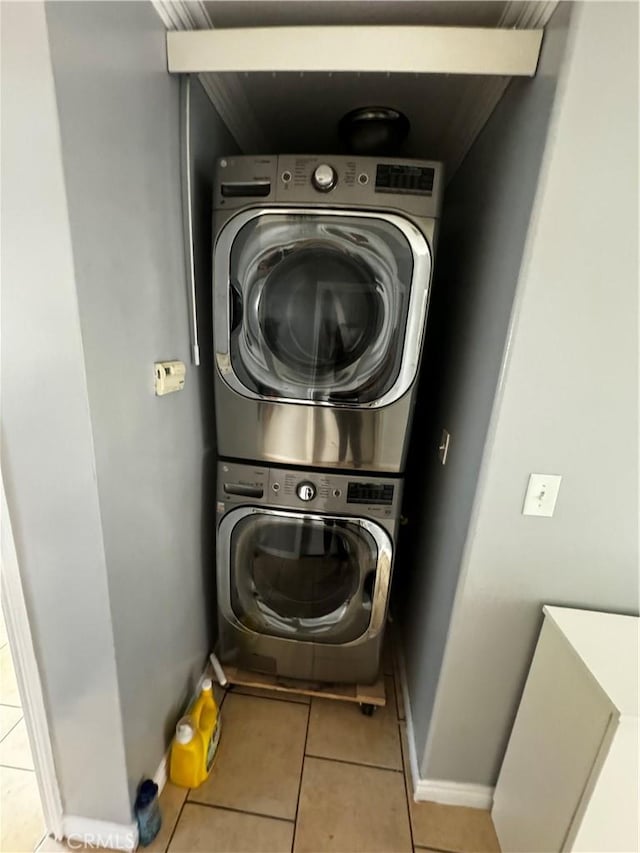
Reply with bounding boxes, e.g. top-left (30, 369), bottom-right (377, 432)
top-left (218, 508), bottom-right (392, 645)
top-left (214, 210), bottom-right (431, 406)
